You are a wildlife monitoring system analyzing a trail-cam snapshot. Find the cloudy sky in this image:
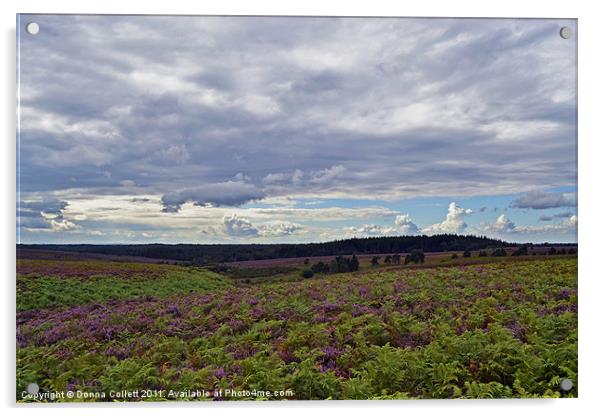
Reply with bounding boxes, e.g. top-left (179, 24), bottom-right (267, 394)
top-left (17, 15), bottom-right (577, 244)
